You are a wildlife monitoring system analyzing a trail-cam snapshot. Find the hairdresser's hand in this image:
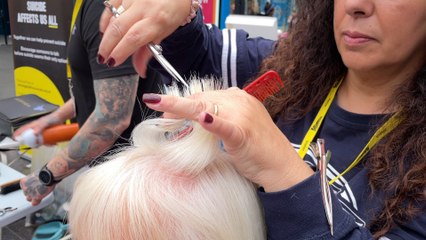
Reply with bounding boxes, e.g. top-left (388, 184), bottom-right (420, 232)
top-left (20, 172), bottom-right (55, 206)
top-left (12, 116), bottom-right (58, 144)
top-left (143, 89), bottom-right (314, 192)
top-left (98, 0), bottom-right (191, 75)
